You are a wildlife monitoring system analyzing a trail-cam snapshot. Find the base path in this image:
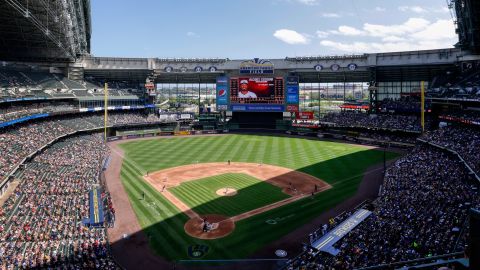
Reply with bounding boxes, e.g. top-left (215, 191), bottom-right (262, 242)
top-left (144, 162), bottom-right (331, 240)
top-left (145, 162), bottom-right (331, 197)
